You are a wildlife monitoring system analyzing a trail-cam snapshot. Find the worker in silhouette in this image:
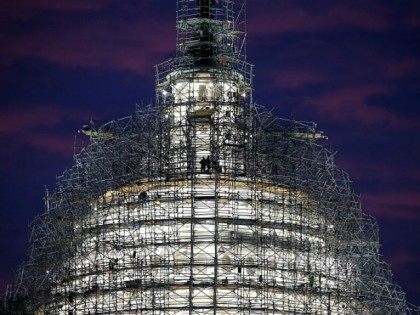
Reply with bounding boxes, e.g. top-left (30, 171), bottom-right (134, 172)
top-left (205, 156), bottom-right (211, 173)
top-left (200, 157), bottom-right (206, 173)
top-left (212, 159), bottom-right (222, 173)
